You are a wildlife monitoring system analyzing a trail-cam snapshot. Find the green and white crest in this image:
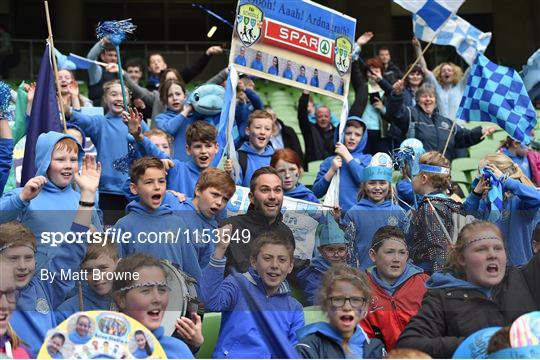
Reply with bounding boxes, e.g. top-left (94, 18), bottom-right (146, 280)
top-left (334, 36), bottom-right (352, 75)
top-left (236, 4), bottom-right (264, 47)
